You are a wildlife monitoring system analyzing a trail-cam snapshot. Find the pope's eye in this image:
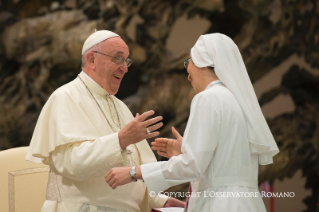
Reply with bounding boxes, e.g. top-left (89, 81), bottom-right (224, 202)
top-left (115, 57), bottom-right (123, 64)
